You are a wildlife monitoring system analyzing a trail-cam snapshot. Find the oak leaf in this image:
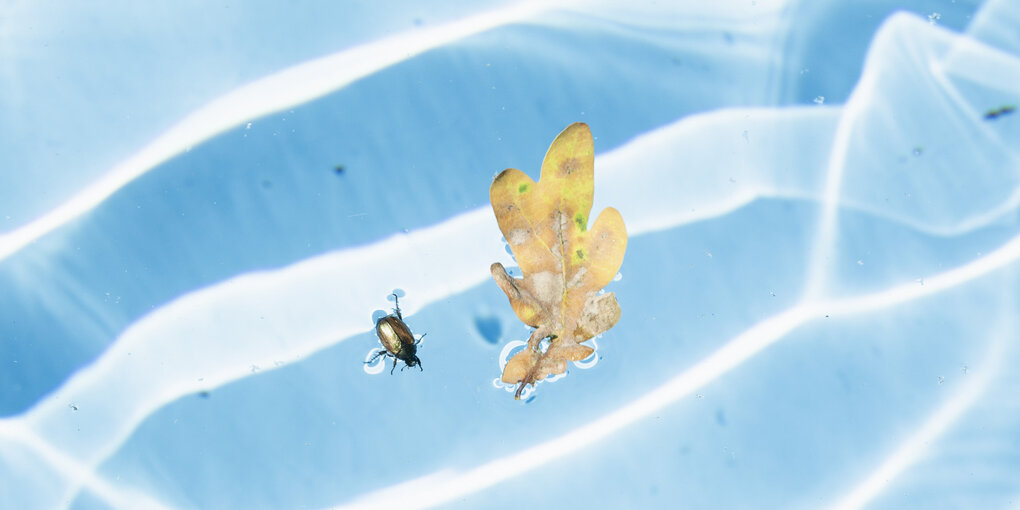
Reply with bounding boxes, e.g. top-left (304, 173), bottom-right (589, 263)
top-left (489, 123), bottom-right (627, 399)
